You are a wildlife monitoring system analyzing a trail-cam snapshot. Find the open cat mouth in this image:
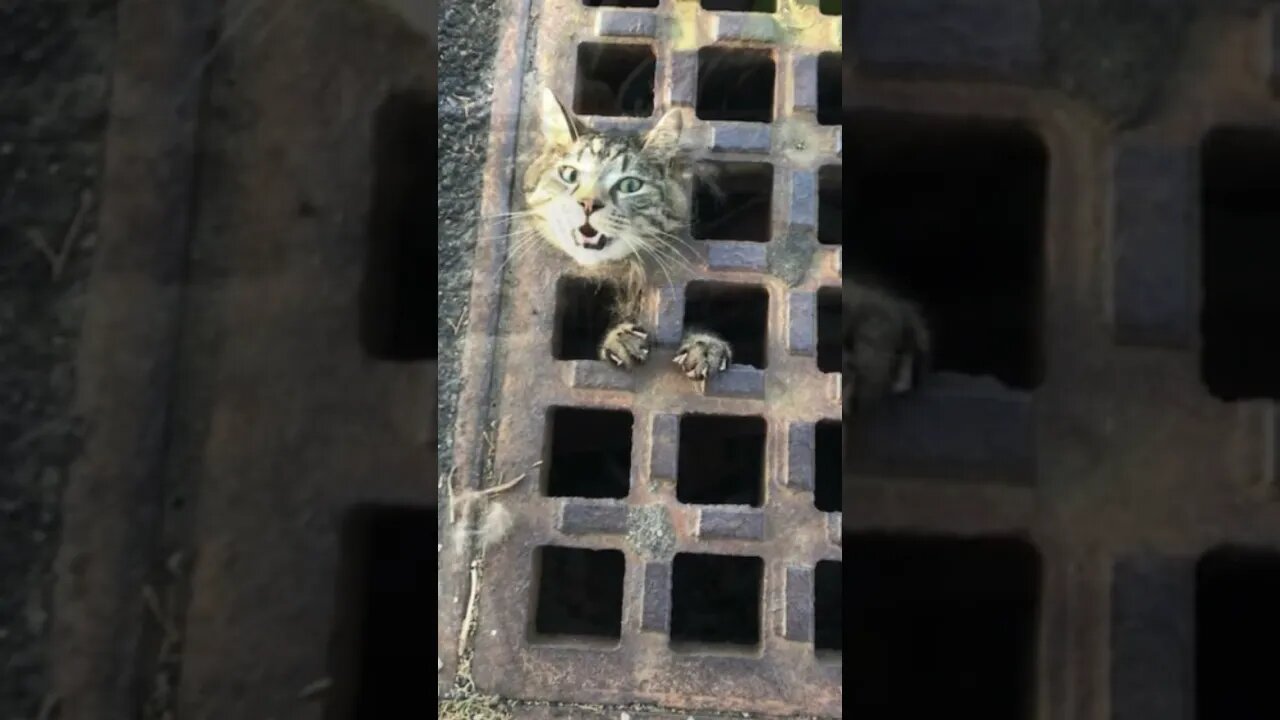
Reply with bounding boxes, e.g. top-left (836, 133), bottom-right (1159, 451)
top-left (574, 223), bottom-right (611, 250)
